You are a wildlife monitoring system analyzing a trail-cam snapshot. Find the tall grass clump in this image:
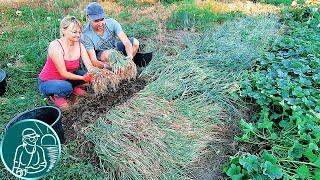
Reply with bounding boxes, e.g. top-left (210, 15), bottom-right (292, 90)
top-left (167, 3), bottom-right (243, 31)
top-left (85, 16), bottom-right (280, 179)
